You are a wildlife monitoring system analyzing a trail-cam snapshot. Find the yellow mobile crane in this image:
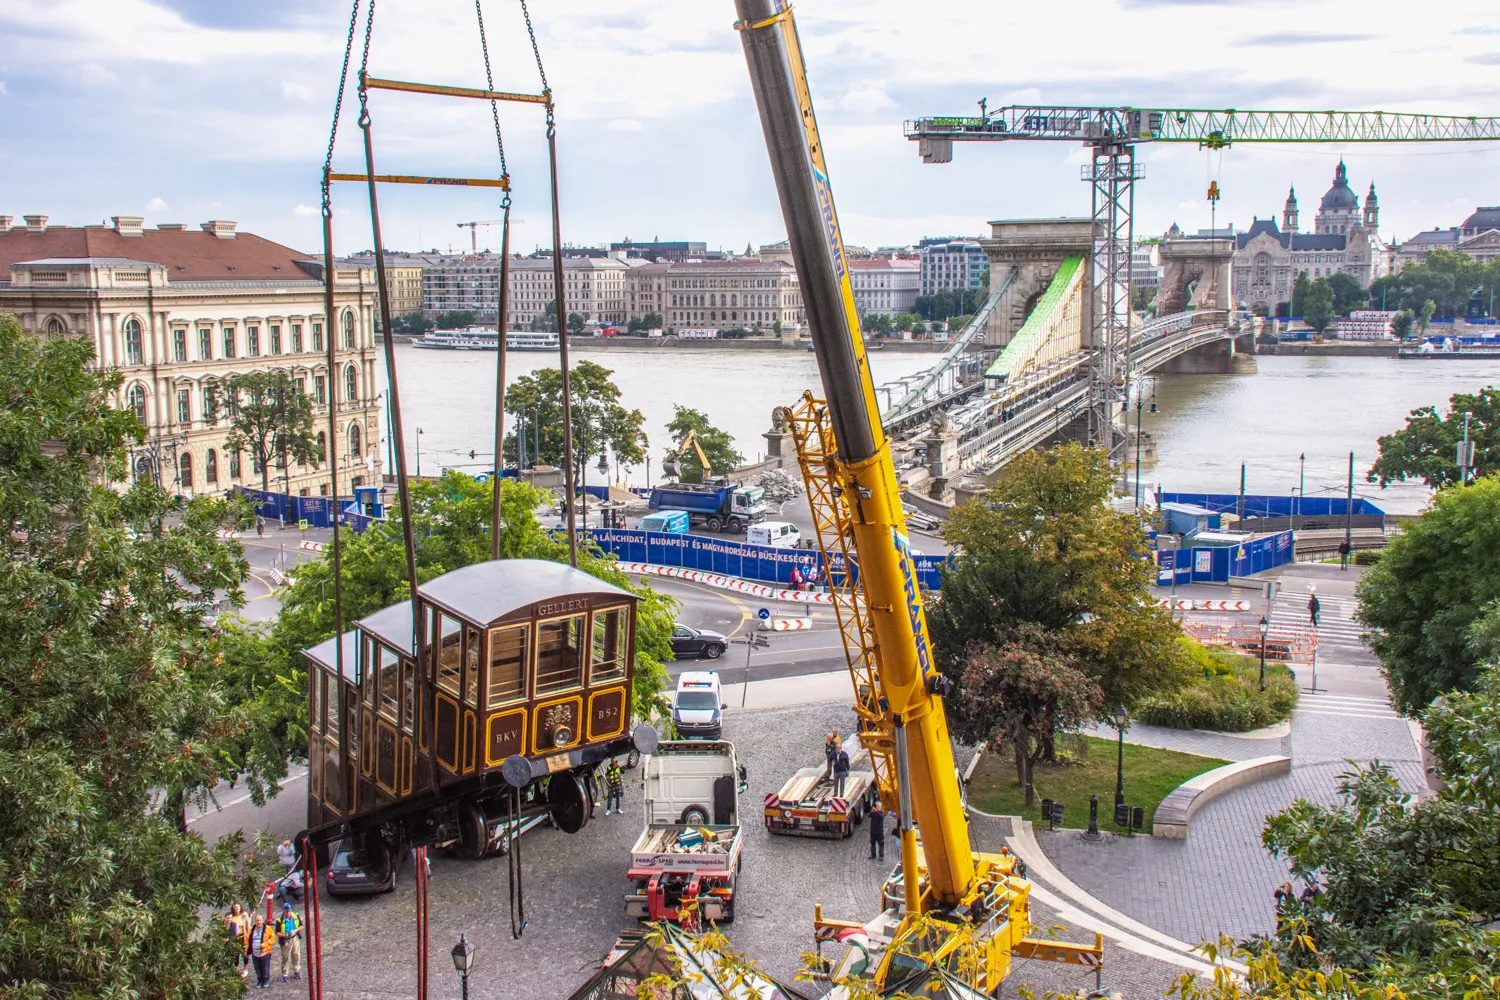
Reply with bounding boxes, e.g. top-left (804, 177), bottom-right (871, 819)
top-left (734, 2), bottom-right (1101, 994)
